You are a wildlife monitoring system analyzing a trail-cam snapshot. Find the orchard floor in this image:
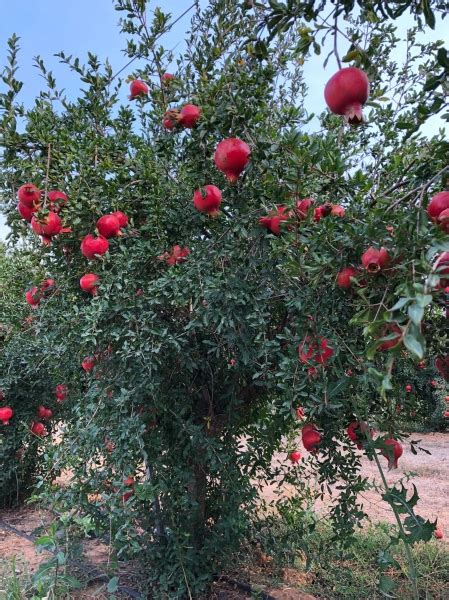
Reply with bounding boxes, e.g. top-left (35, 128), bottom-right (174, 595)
top-left (0, 431), bottom-right (447, 599)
